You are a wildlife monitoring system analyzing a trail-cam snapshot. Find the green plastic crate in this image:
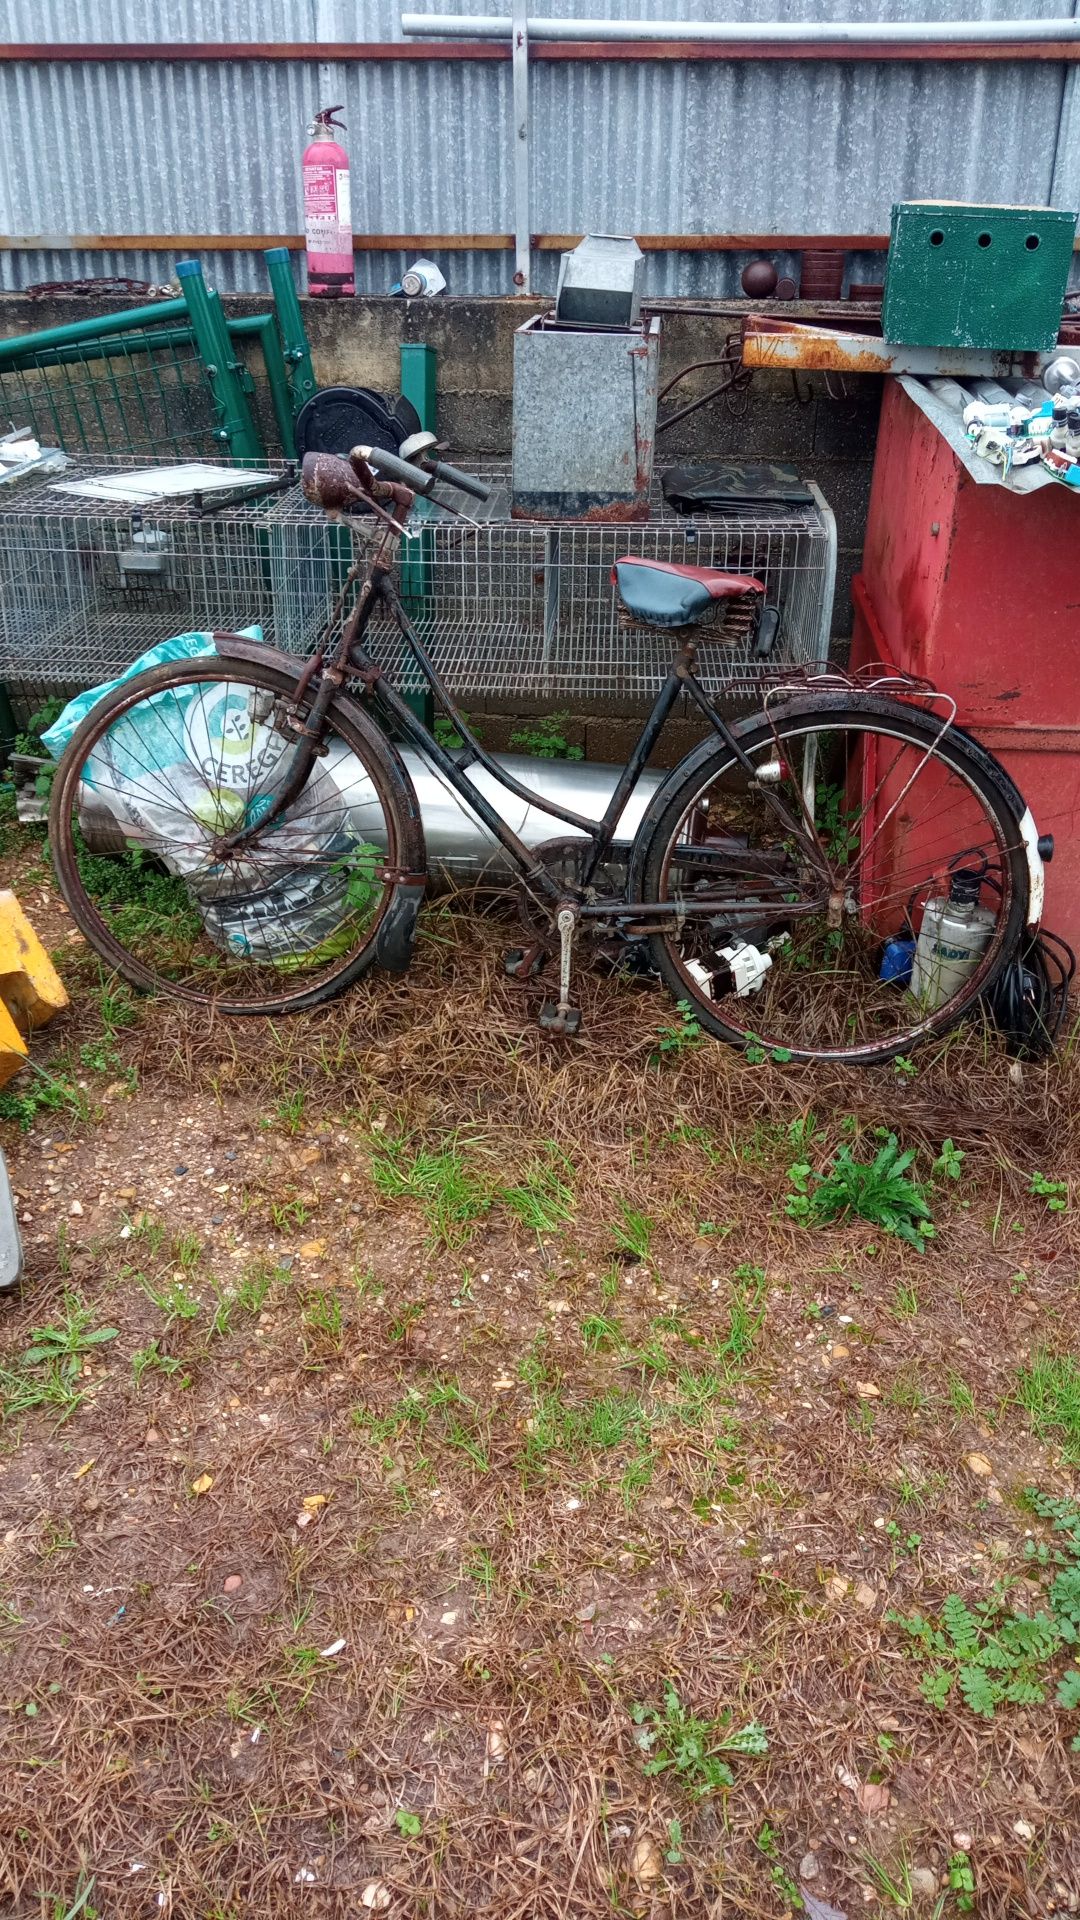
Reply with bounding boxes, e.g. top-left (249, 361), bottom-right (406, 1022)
top-left (882, 201), bottom-right (1077, 352)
